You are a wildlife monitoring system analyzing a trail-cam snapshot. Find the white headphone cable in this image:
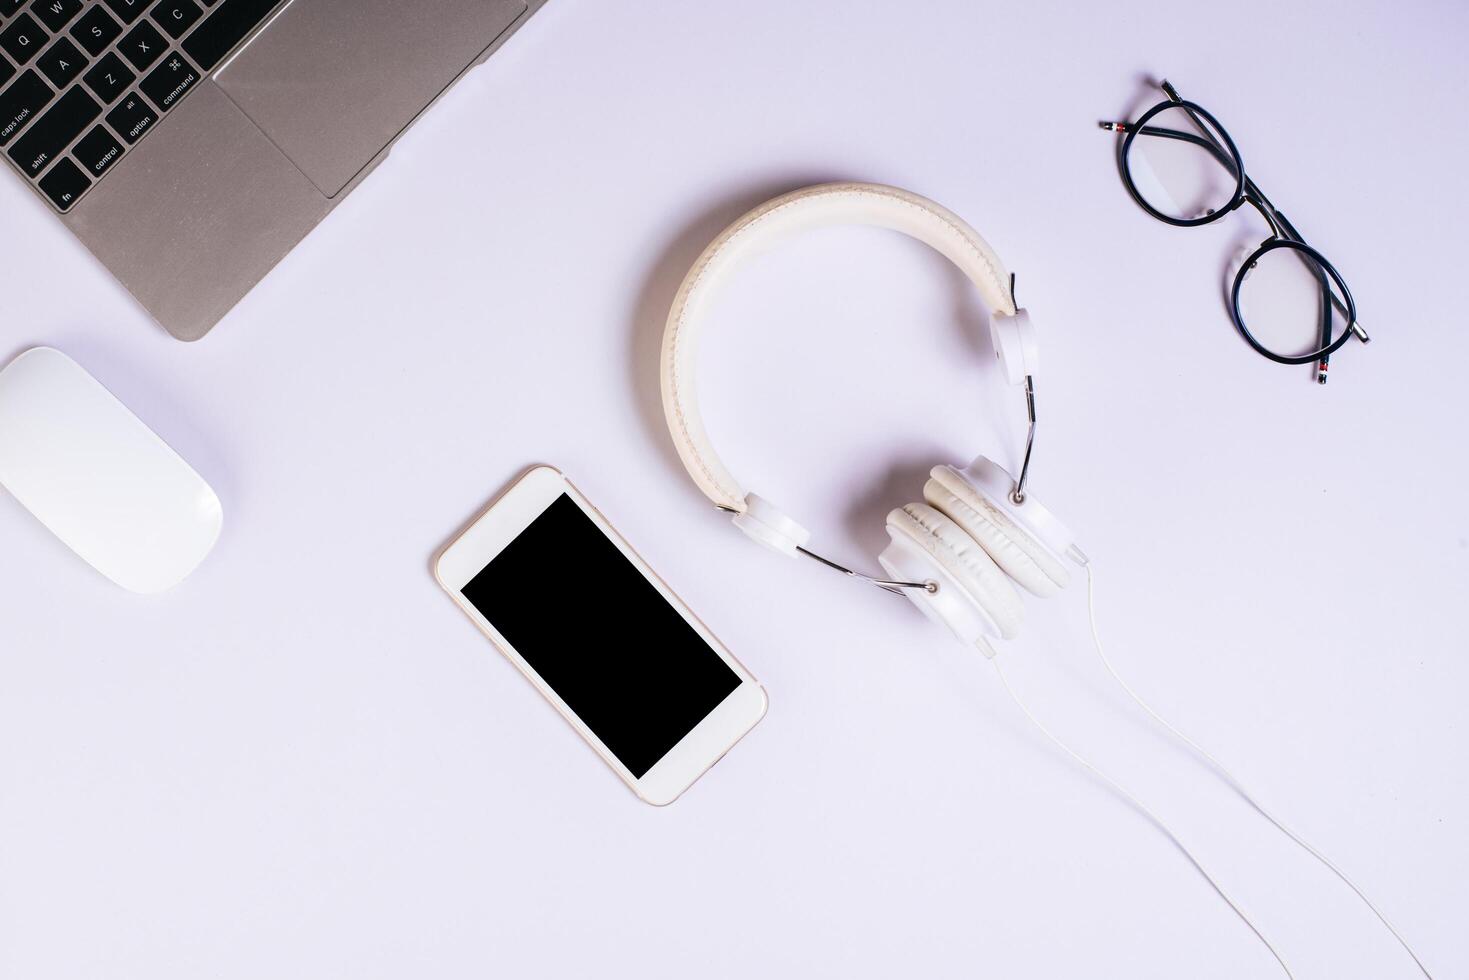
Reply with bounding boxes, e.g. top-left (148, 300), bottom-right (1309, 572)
top-left (991, 658), bottom-right (1294, 979)
top-left (1081, 562), bottom-right (1435, 980)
